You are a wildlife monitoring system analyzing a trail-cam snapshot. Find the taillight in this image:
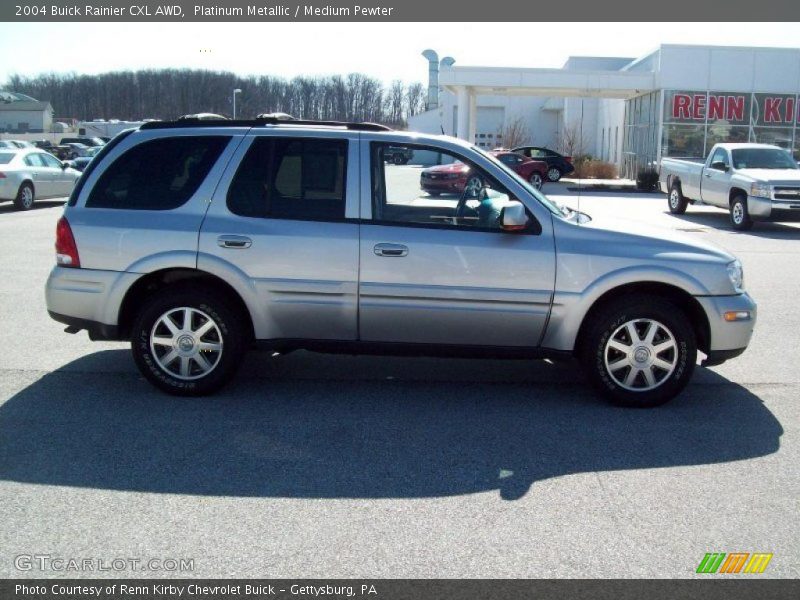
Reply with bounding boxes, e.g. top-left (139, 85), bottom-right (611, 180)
top-left (55, 216), bottom-right (80, 268)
